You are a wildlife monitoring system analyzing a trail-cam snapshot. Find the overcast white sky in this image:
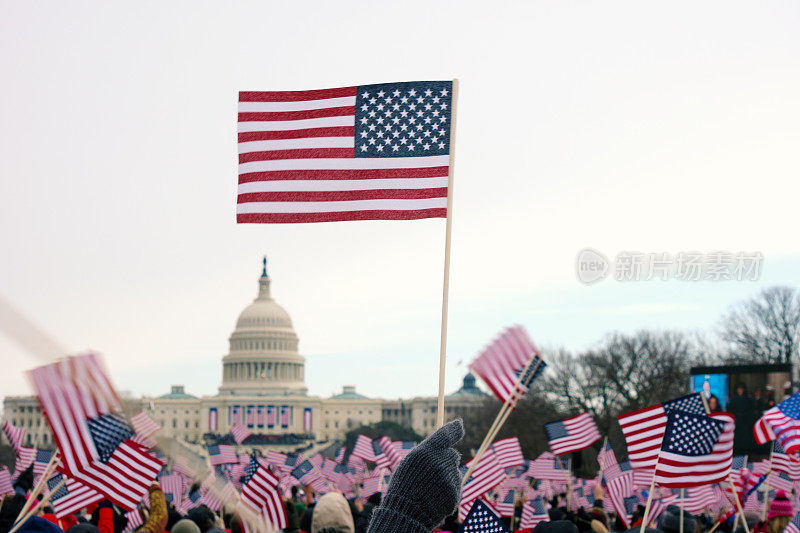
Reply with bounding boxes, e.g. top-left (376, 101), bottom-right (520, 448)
top-left (1, 1), bottom-right (799, 405)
